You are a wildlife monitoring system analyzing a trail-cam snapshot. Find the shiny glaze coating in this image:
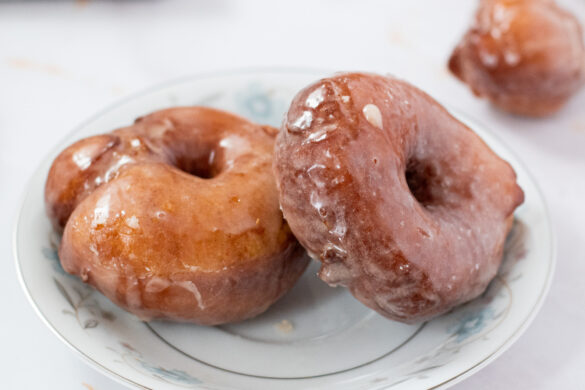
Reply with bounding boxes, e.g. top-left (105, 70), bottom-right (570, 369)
top-left (449, 0), bottom-right (585, 116)
top-left (274, 73), bottom-right (524, 323)
top-left (45, 107), bottom-right (309, 324)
